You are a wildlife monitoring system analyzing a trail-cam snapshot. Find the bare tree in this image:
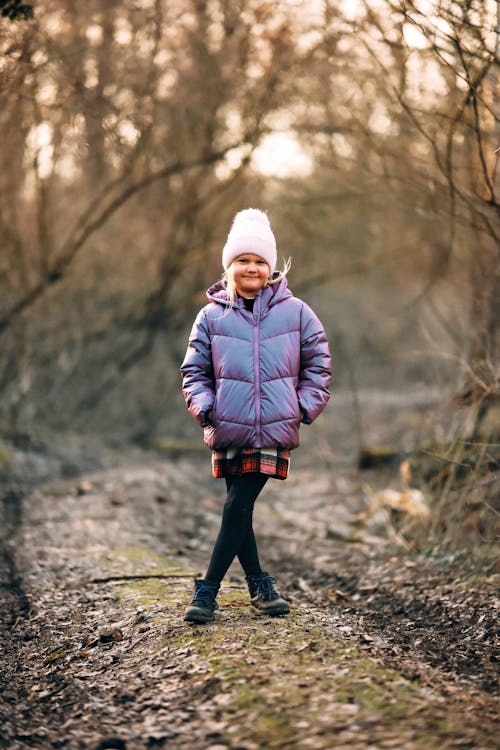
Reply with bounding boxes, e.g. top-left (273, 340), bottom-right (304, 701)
top-left (0, 0), bottom-right (316, 432)
top-left (279, 0), bottom-right (498, 405)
